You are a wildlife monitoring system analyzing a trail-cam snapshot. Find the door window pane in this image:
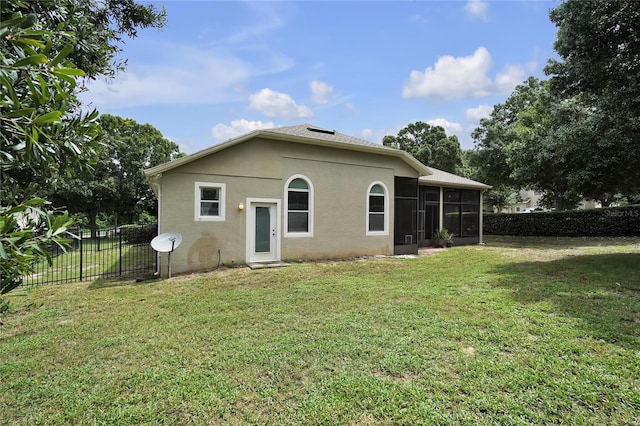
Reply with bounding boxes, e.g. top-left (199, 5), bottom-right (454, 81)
top-left (255, 207), bottom-right (271, 252)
